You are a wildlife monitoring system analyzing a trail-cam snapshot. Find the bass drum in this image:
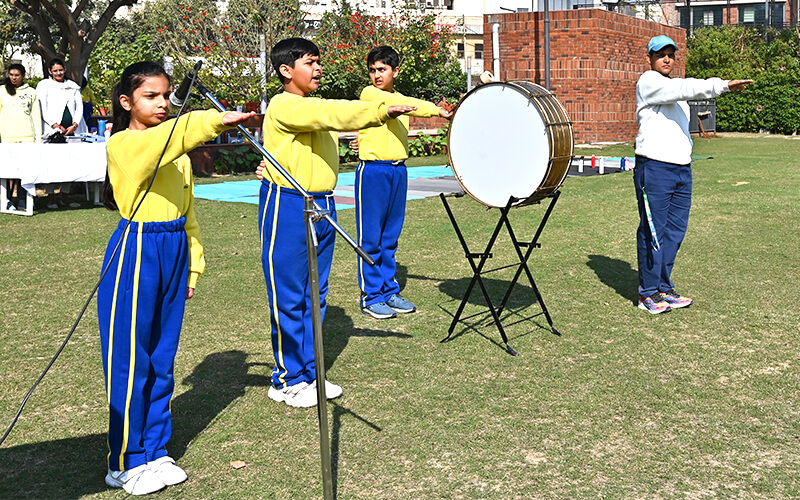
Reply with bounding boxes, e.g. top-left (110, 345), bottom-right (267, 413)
top-left (447, 81), bottom-right (574, 208)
